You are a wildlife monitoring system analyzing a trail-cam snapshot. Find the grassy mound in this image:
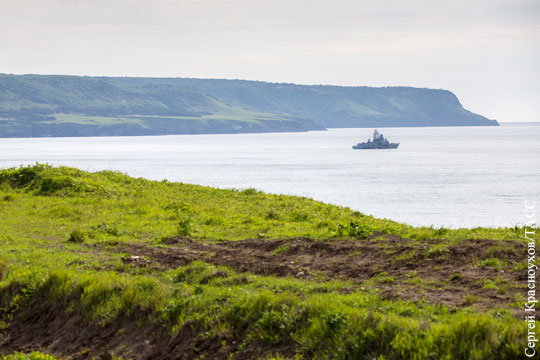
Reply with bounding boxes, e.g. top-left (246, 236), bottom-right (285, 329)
top-left (0, 164), bottom-right (523, 242)
top-left (0, 165), bottom-right (535, 359)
